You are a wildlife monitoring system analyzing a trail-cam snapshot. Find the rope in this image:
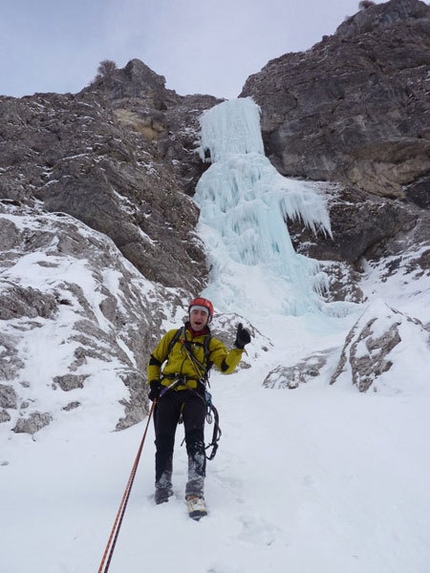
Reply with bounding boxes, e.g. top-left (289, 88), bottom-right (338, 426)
top-left (97, 400), bottom-right (156, 573)
top-left (182, 338), bottom-right (208, 380)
